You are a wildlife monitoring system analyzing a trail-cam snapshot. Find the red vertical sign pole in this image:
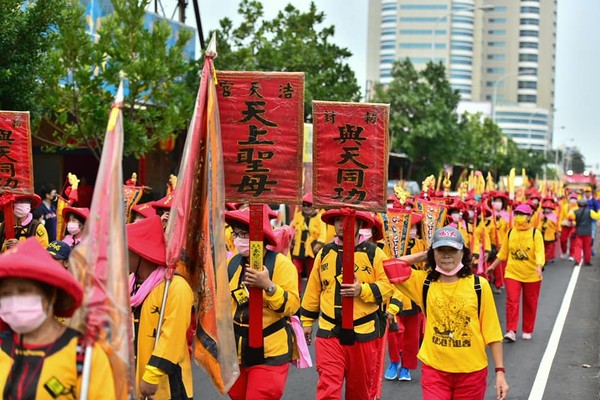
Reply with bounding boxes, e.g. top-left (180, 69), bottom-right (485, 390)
top-left (340, 210), bottom-right (356, 345)
top-left (3, 202), bottom-right (14, 239)
top-left (248, 204), bottom-right (265, 360)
